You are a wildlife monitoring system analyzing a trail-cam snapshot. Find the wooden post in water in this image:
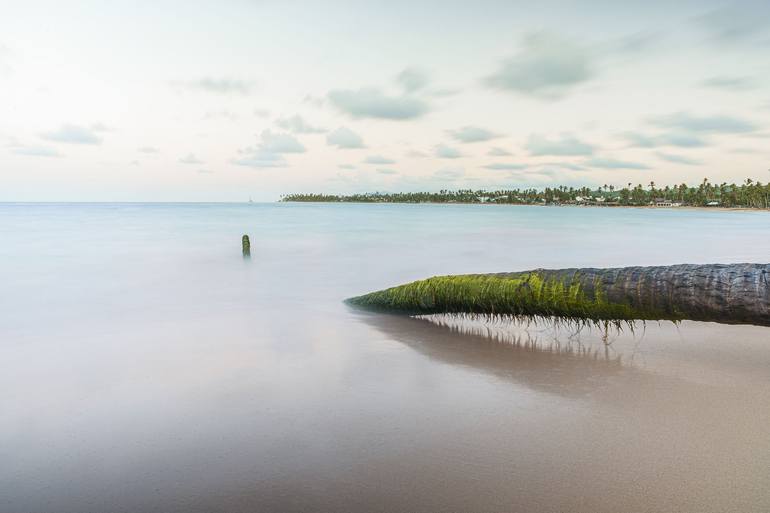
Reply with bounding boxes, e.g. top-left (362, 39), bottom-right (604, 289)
top-left (242, 234), bottom-right (251, 258)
